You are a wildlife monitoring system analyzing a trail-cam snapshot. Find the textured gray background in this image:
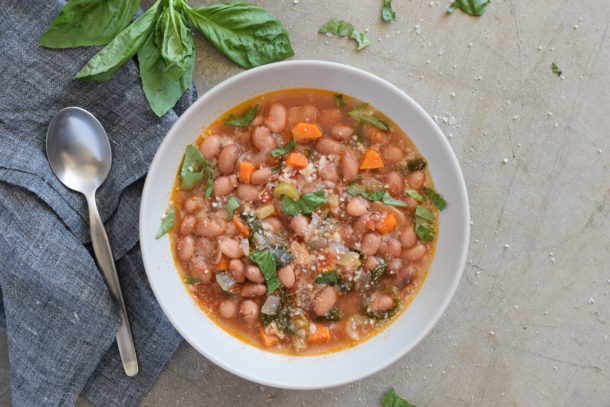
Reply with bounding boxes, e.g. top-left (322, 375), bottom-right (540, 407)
top-left (1, 0), bottom-right (609, 406)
